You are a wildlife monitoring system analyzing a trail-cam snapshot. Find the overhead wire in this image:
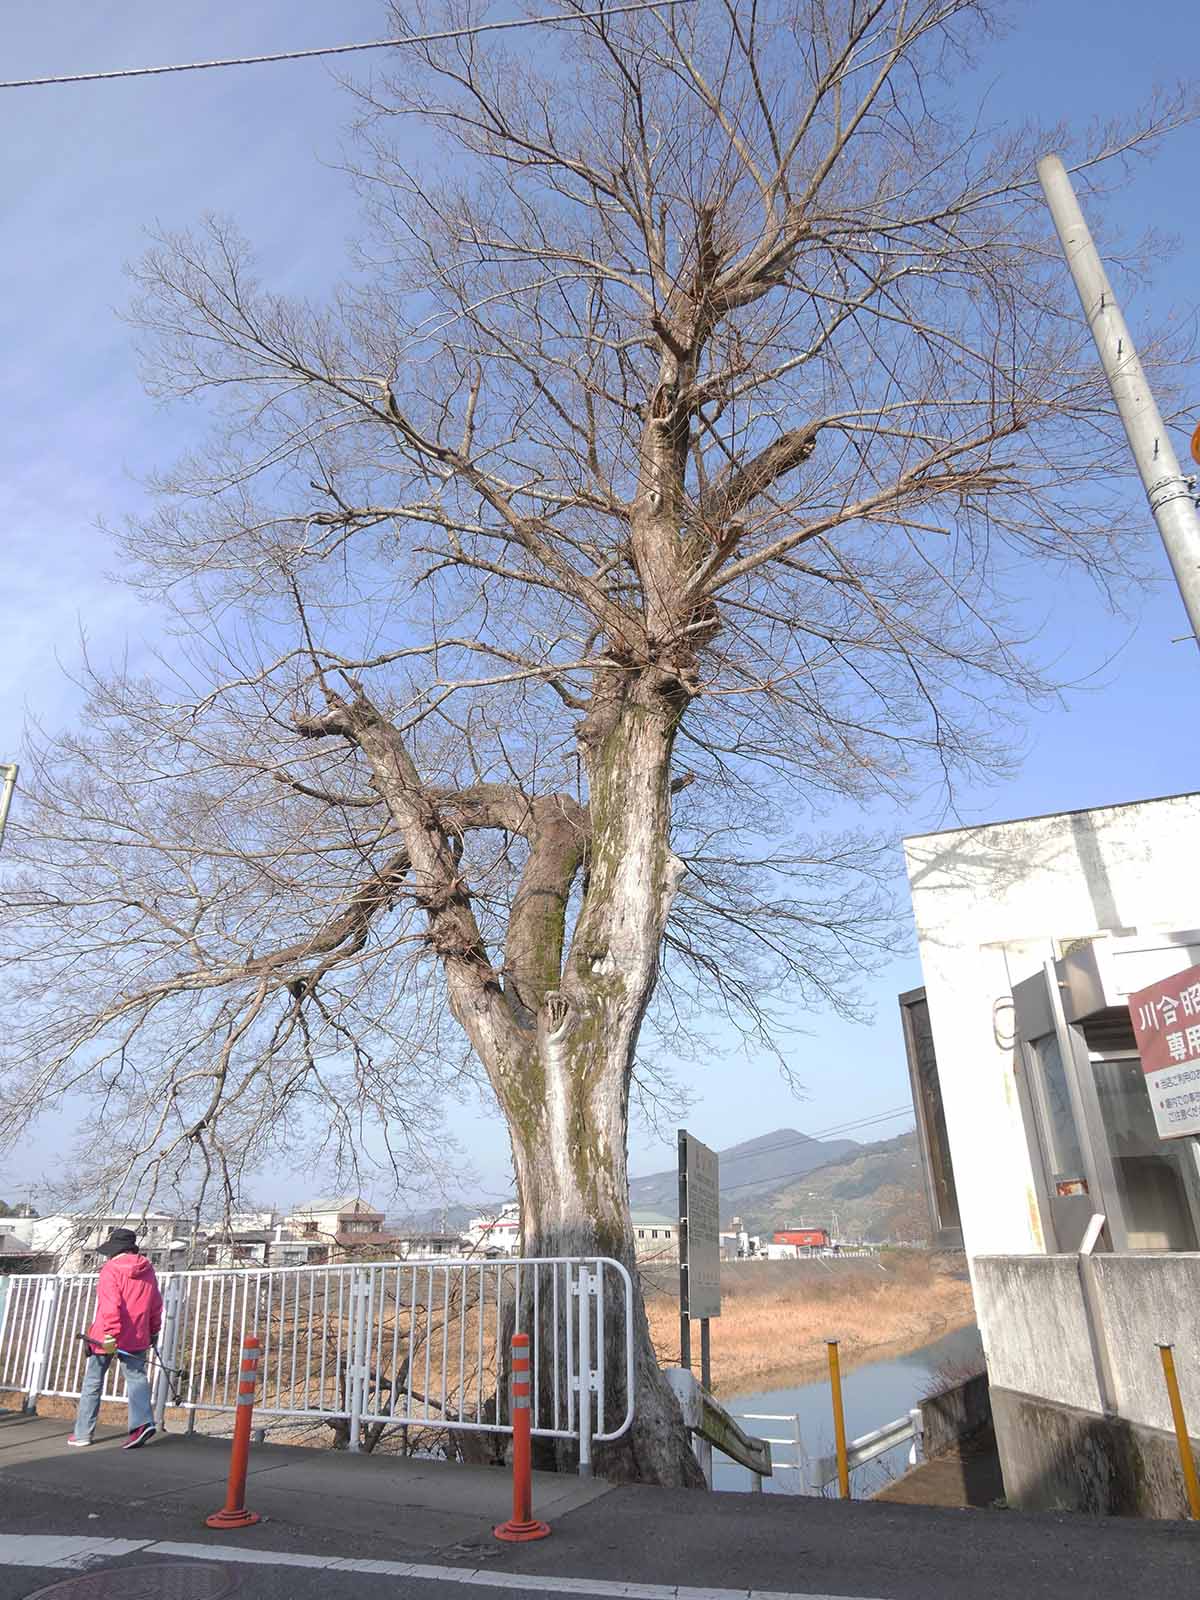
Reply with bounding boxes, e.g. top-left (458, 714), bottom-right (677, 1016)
top-left (0, 2), bottom-right (694, 91)
top-left (717, 1126), bottom-right (916, 1198)
top-left (629, 1105), bottom-right (915, 1187)
top-left (707, 1106), bottom-right (915, 1170)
